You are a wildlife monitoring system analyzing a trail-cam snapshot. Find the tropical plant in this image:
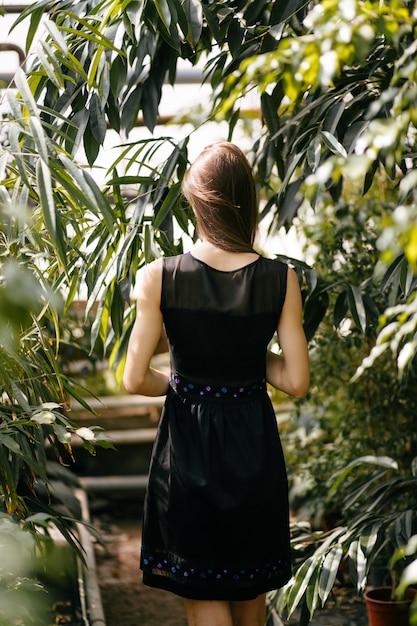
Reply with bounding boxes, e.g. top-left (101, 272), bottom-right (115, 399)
top-left (0, 207), bottom-right (111, 538)
top-left (281, 186), bottom-right (417, 526)
top-left (392, 535), bottom-right (417, 625)
top-left (0, 512), bottom-right (47, 625)
top-left (270, 455), bottom-right (417, 624)
top-left (1, 0), bottom-right (415, 375)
